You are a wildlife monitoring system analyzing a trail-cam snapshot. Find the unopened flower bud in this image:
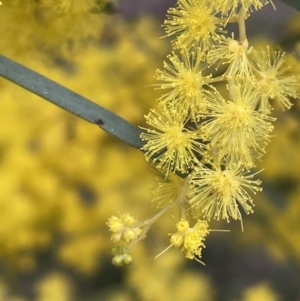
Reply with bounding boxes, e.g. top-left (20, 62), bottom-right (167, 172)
top-left (176, 219), bottom-right (189, 233)
top-left (111, 232), bottom-right (122, 243)
top-left (170, 232), bottom-right (184, 248)
top-left (107, 216), bottom-right (123, 233)
top-left (123, 254), bottom-right (133, 265)
top-left (123, 228), bottom-right (139, 243)
top-left (111, 246), bottom-right (119, 256)
top-left (112, 255), bottom-right (124, 267)
top-left (121, 213), bottom-right (135, 227)
top-left (116, 245), bottom-right (127, 255)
